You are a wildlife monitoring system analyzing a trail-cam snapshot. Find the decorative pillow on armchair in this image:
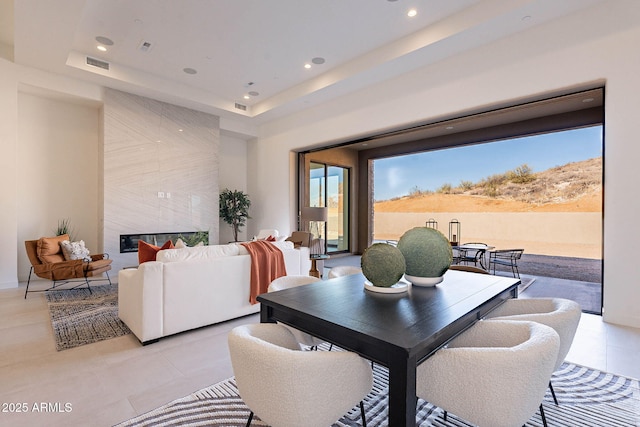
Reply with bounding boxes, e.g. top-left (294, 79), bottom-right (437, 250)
top-left (60, 240), bottom-right (91, 262)
top-left (138, 240), bottom-right (174, 264)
